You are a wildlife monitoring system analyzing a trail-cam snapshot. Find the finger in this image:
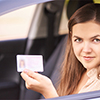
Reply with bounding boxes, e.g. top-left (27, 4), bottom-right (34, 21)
top-left (23, 69), bottom-right (44, 81)
top-left (21, 72), bottom-right (39, 85)
top-left (21, 72), bottom-right (40, 90)
top-left (22, 69), bottom-right (36, 79)
top-left (21, 72), bottom-right (31, 81)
